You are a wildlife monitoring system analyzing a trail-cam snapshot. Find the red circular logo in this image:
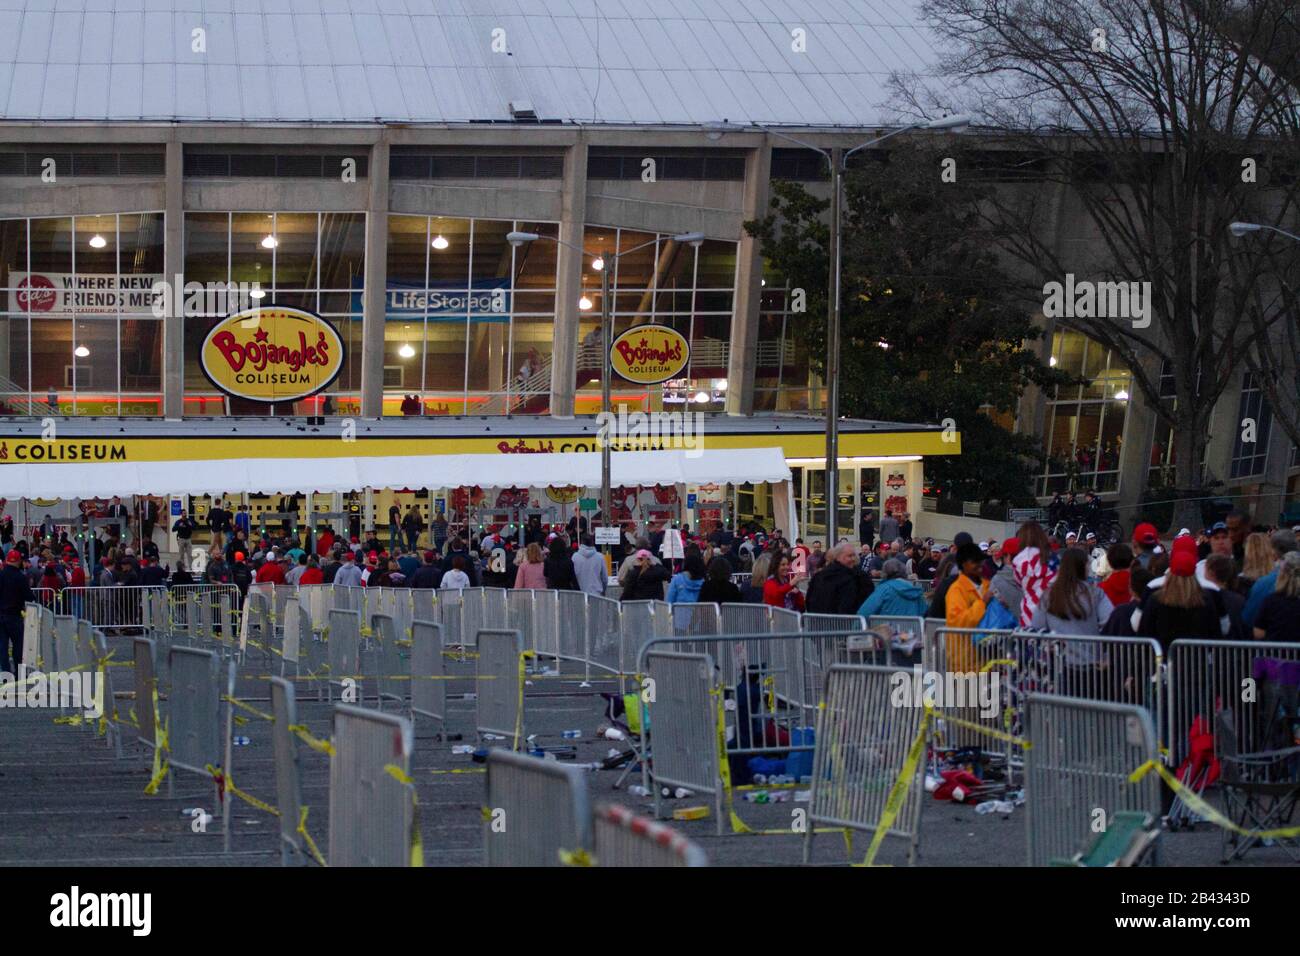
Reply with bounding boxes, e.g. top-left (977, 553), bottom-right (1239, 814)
top-left (16, 274), bottom-right (56, 312)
